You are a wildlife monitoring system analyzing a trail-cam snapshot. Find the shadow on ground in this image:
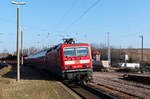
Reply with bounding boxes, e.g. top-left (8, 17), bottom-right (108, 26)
top-left (1, 64), bottom-right (58, 81)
